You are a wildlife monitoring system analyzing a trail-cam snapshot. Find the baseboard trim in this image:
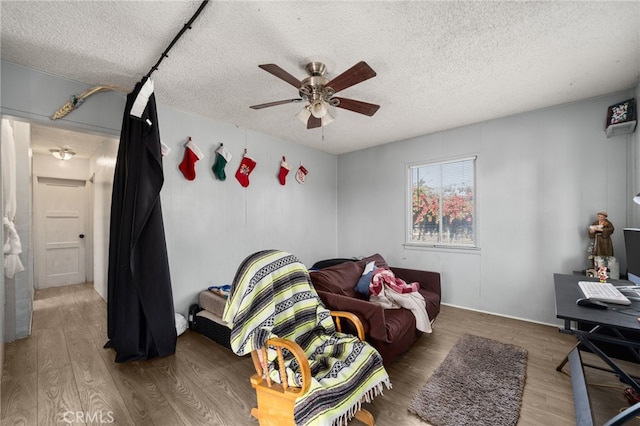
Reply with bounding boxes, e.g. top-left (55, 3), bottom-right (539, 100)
top-left (441, 302), bottom-right (559, 328)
